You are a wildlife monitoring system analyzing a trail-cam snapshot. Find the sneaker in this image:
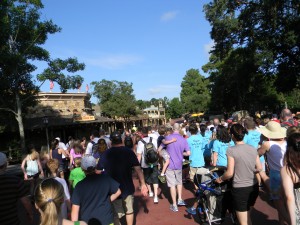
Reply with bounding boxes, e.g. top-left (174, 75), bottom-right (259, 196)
top-left (149, 192), bottom-right (154, 197)
top-left (177, 199), bottom-right (186, 206)
top-left (170, 204), bottom-right (178, 212)
top-left (186, 207), bottom-right (196, 215)
top-left (153, 196), bottom-right (158, 204)
top-left (158, 174), bottom-right (166, 183)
